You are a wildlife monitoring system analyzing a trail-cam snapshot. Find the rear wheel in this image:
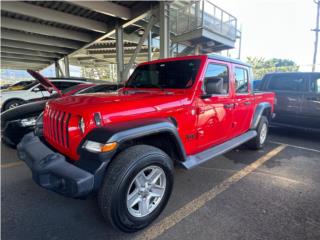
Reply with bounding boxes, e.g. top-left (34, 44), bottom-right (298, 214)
top-left (247, 116), bottom-right (269, 150)
top-left (98, 145), bottom-right (174, 232)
